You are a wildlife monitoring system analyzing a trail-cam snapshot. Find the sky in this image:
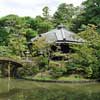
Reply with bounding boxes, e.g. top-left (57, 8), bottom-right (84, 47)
top-left (0, 0), bottom-right (85, 18)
